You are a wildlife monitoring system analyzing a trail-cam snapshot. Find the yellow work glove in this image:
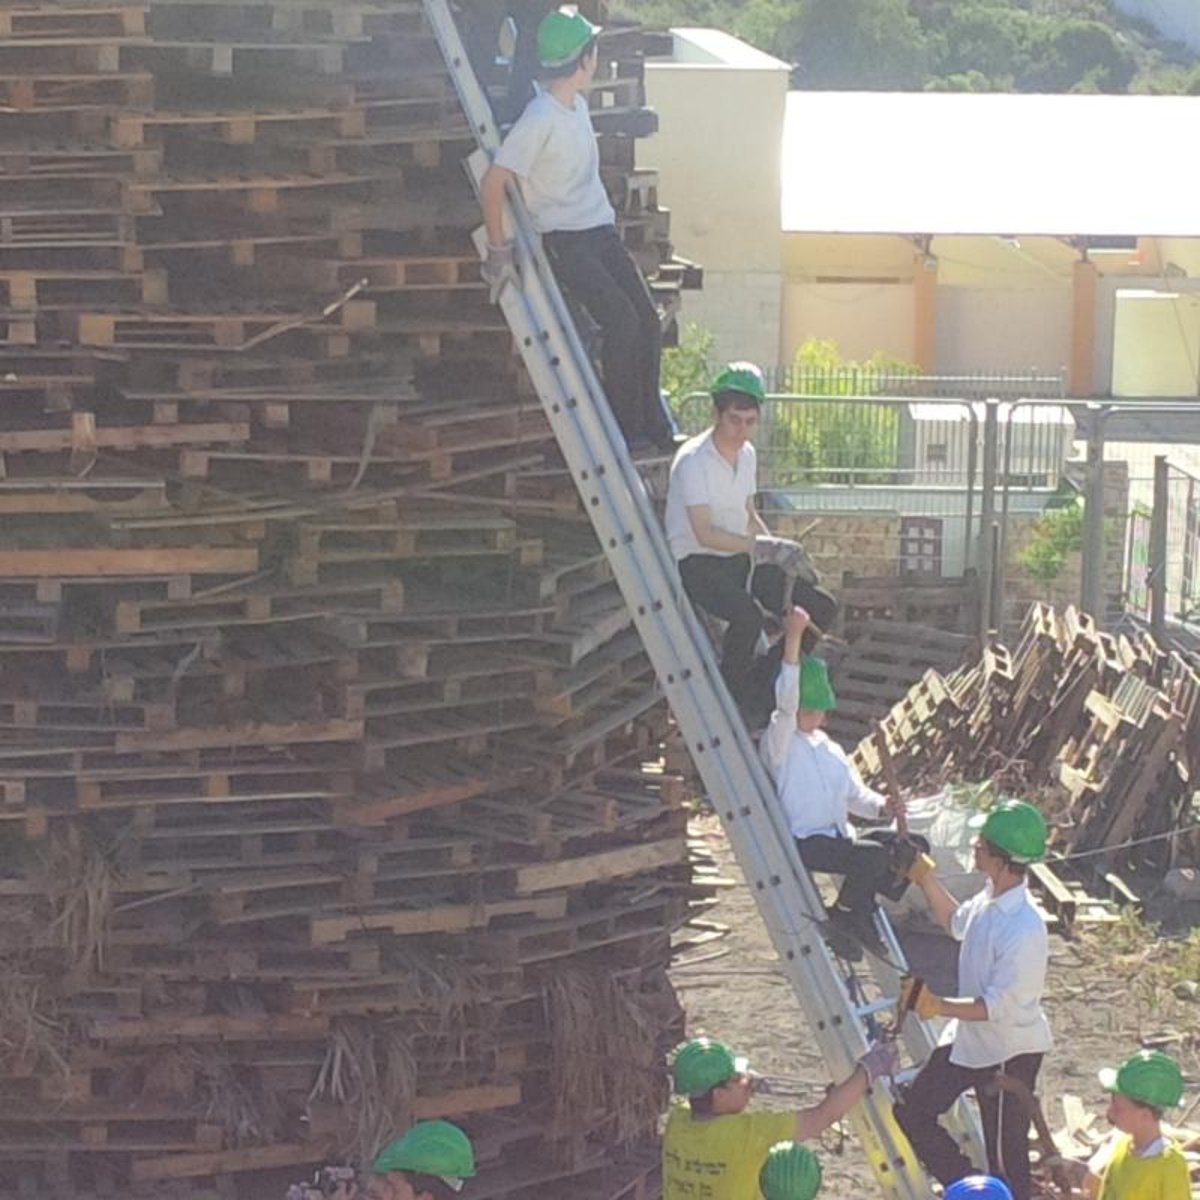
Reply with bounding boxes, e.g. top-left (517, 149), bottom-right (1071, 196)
top-left (906, 852), bottom-right (937, 884)
top-left (898, 976), bottom-right (941, 1021)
